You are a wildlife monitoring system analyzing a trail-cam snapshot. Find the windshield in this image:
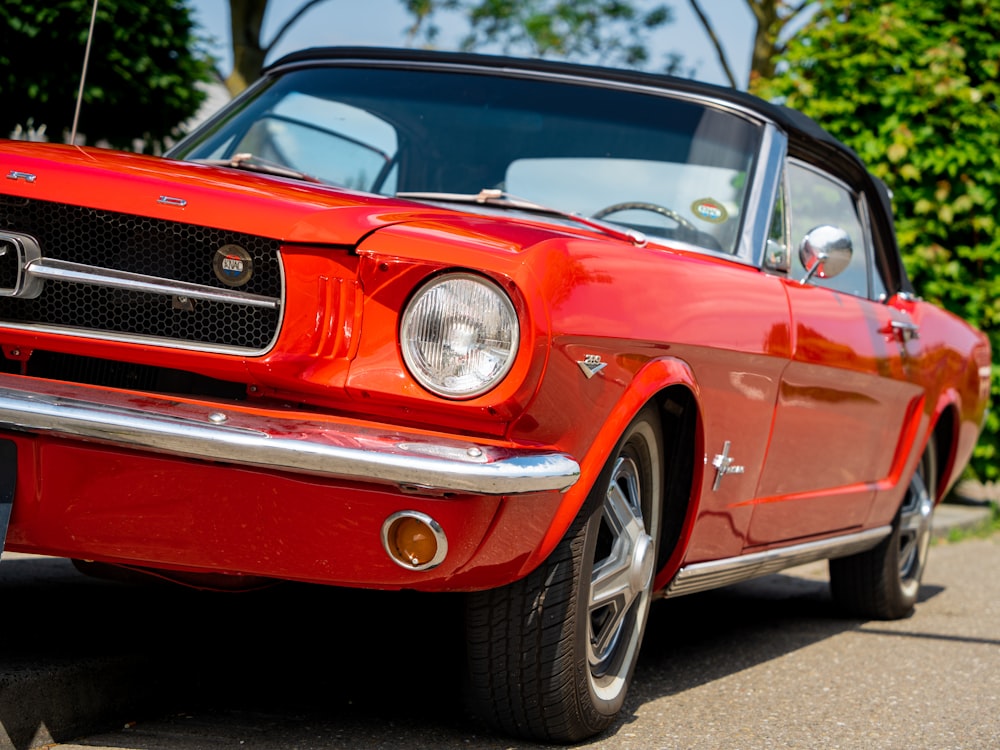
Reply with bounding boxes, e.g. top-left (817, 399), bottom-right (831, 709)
top-left (171, 65), bottom-right (763, 255)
